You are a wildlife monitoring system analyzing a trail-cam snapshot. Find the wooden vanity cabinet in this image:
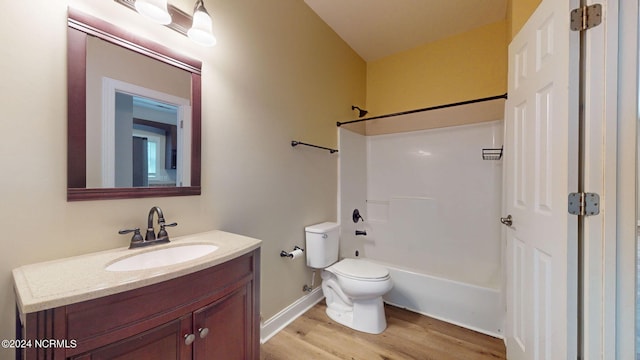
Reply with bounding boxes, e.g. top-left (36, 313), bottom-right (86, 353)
top-left (17, 249), bottom-right (260, 360)
top-left (71, 315), bottom-right (192, 359)
top-left (193, 283), bottom-right (252, 359)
